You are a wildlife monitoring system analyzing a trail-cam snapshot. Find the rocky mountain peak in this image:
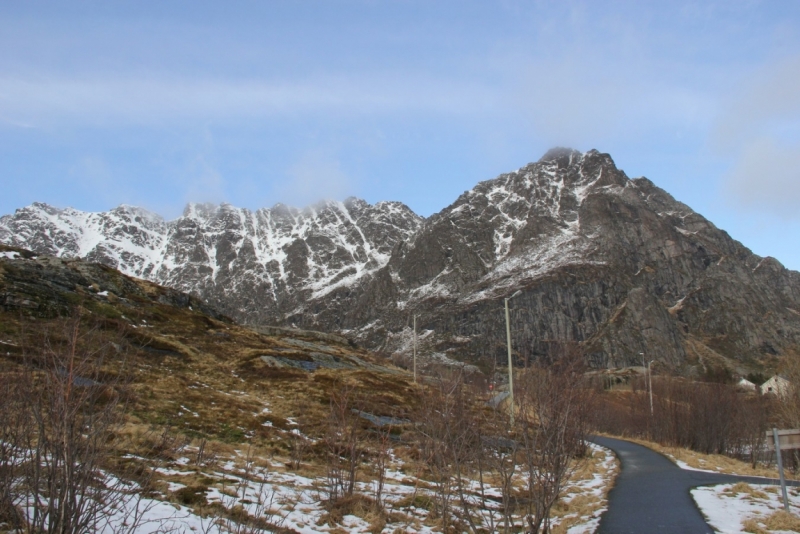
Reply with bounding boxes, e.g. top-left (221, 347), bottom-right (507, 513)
top-left (0, 196), bottom-right (424, 326)
top-left (537, 146), bottom-right (584, 164)
top-left (284, 149), bottom-right (800, 374)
